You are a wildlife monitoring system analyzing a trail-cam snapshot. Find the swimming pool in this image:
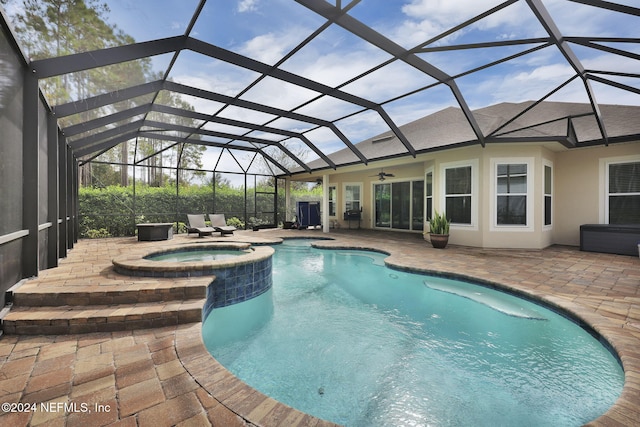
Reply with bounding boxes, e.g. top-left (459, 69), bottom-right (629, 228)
top-left (145, 249), bottom-right (244, 262)
top-left (203, 240), bottom-right (623, 426)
